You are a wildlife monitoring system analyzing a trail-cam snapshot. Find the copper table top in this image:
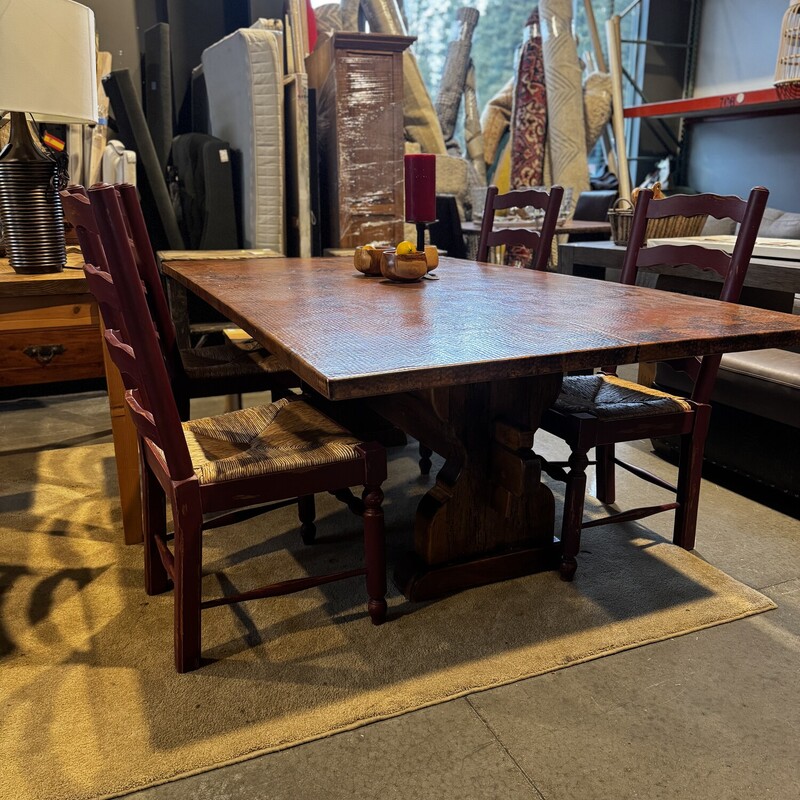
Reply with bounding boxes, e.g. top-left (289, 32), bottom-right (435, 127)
top-left (161, 256), bottom-right (800, 400)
